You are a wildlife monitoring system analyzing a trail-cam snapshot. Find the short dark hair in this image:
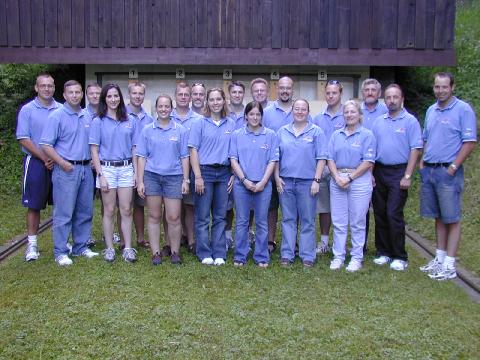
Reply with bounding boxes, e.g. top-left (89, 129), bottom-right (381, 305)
top-left (98, 83), bottom-right (128, 121)
top-left (384, 83), bottom-right (404, 97)
top-left (63, 80), bottom-right (82, 91)
top-left (244, 101), bottom-right (264, 118)
top-left (86, 82), bottom-right (101, 92)
top-left (434, 72), bottom-right (455, 86)
top-left (228, 81), bottom-right (245, 92)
